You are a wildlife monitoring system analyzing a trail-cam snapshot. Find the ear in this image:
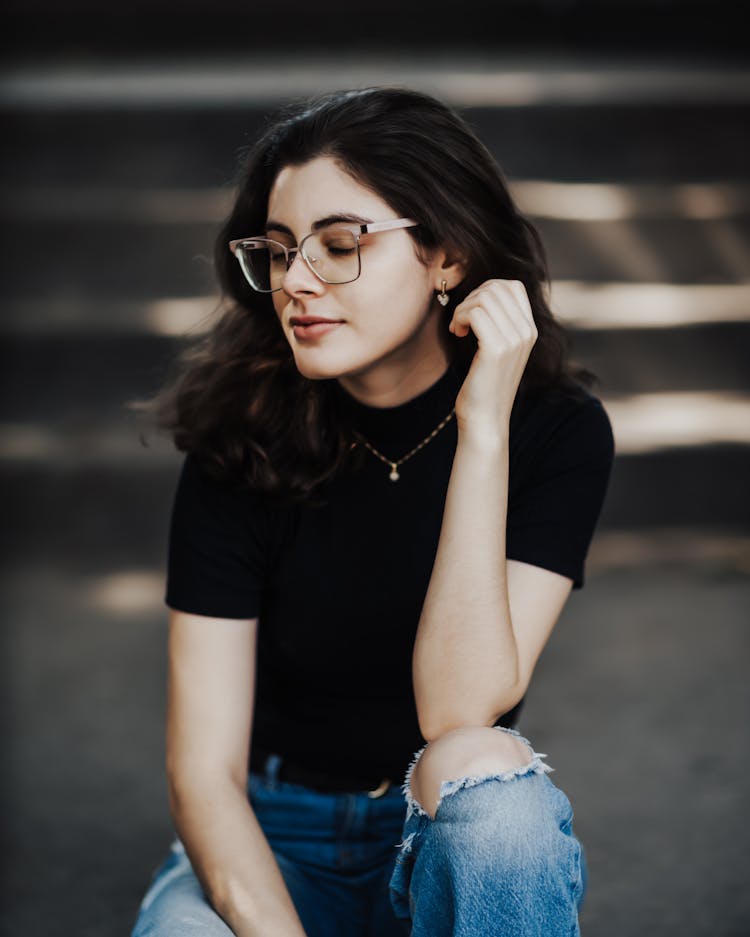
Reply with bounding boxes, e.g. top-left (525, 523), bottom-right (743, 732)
top-left (431, 247), bottom-right (468, 291)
